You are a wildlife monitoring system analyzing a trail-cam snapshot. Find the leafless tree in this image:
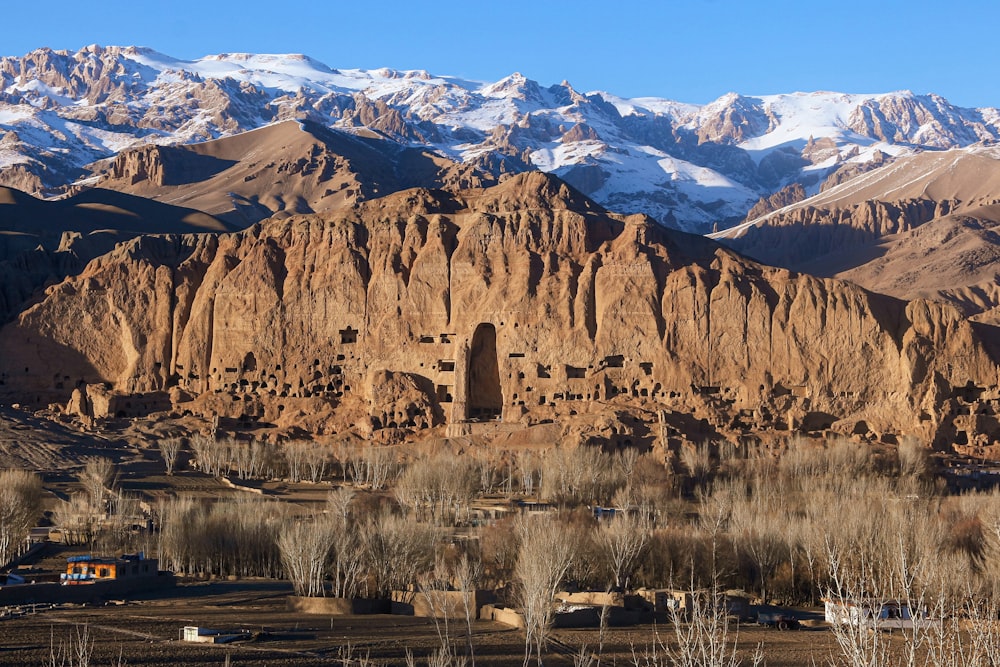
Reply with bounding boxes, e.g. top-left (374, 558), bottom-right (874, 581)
top-left (396, 453), bottom-right (480, 524)
top-left (53, 492), bottom-right (96, 547)
top-left (364, 510), bottom-right (438, 599)
top-left (45, 623), bottom-right (95, 667)
top-left (283, 439), bottom-right (308, 483)
top-left (325, 487), bottom-right (365, 599)
top-left (350, 445), bottom-right (399, 490)
top-left (540, 446), bottom-right (624, 507)
top-left (158, 496), bottom-right (285, 578)
top-left (680, 442), bottom-right (712, 493)
top-left (80, 457), bottom-right (117, 511)
top-left (158, 437), bottom-right (183, 476)
top-left (897, 435), bottom-right (929, 480)
top-left (454, 552), bottom-right (482, 663)
top-left (189, 433), bottom-right (227, 476)
top-left (728, 478), bottom-right (788, 604)
top-left (97, 492), bottom-right (144, 554)
top-left (230, 437), bottom-right (275, 480)
top-left (635, 588), bottom-right (762, 667)
top-left (517, 451), bottom-right (540, 497)
top-left (0, 469), bottom-right (43, 566)
top-left (515, 515), bottom-right (580, 667)
top-left (595, 513), bottom-right (650, 591)
top-left (278, 516), bottom-right (336, 597)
